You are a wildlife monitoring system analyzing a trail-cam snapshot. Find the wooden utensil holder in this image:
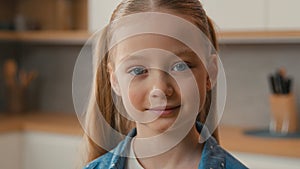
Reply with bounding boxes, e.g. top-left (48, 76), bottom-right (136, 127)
top-left (269, 94), bottom-right (298, 133)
